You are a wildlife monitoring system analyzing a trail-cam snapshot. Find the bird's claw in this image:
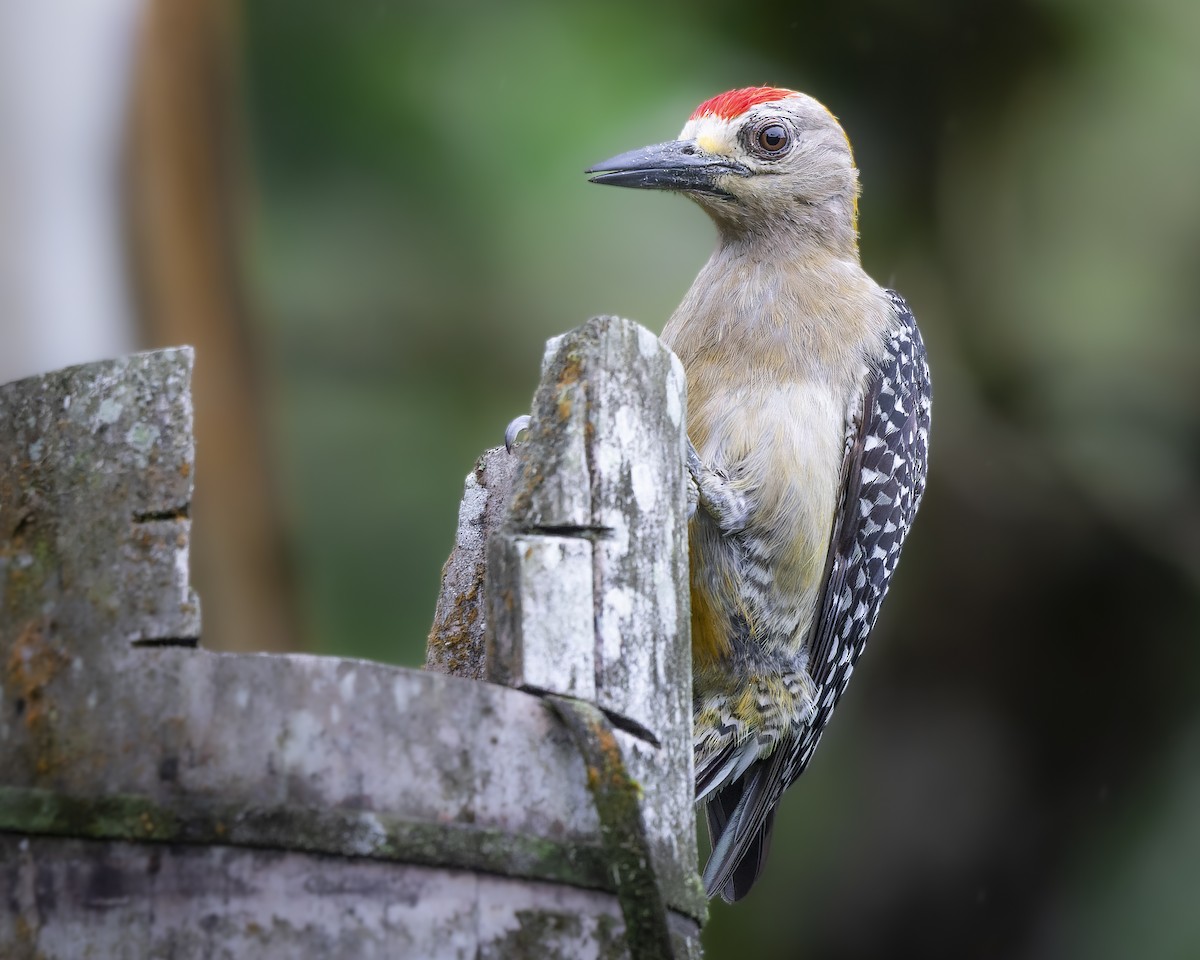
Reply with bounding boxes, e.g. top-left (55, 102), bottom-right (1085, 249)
top-left (686, 443), bottom-right (702, 519)
top-left (505, 415), bottom-right (532, 453)
top-left (686, 440), bottom-right (750, 532)
top-left (686, 474), bottom-right (700, 520)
